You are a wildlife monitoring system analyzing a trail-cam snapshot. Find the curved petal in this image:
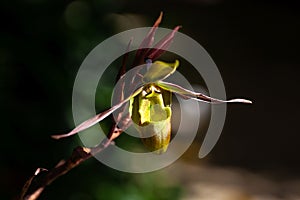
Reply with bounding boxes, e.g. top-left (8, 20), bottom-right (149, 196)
top-left (158, 81), bottom-right (252, 104)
